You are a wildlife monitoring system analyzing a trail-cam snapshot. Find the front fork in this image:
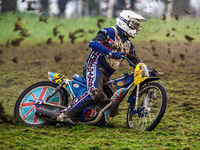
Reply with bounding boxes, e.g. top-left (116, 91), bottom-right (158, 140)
top-left (134, 84), bottom-right (140, 111)
top-left (128, 84), bottom-right (150, 116)
top-left (128, 83), bottom-right (144, 114)
top-left (128, 84), bottom-right (140, 115)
